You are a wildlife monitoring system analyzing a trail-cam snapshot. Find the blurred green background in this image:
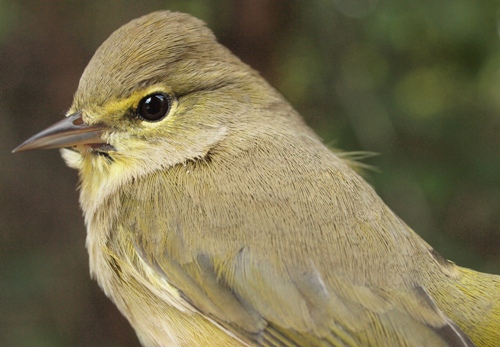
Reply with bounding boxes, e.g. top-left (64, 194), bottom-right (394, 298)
top-left (1, 0), bottom-right (499, 346)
